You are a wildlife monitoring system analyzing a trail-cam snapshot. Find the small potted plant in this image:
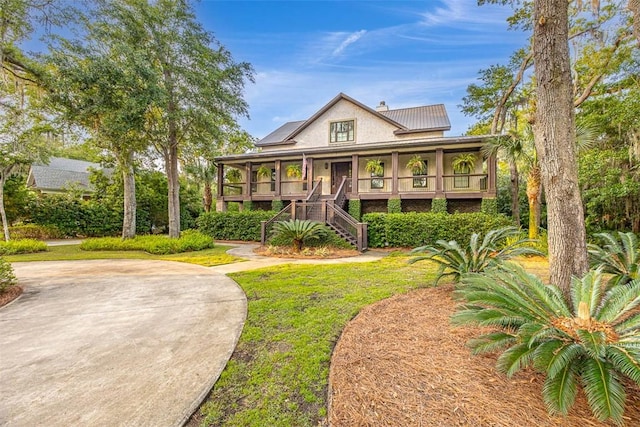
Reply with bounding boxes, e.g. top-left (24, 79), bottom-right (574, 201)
top-left (286, 164), bottom-right (302, 180)
top-left (406, 154), bottom-right (427, 175)
top-left (365, 158), bottom-right (384, 176)
top-left (256, 164), bottom-right (272, 180)
top-left (225, 168), bottom-right (242, 183)
top-left (452, 153), bottom-right (476, 173)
